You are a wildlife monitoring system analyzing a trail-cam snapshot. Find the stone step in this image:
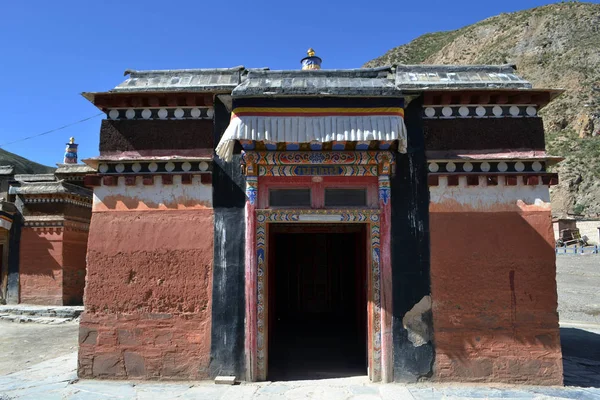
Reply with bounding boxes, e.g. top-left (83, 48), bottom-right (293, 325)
top-left (0, 305), bottom-right (83, 323)
top-left (0, 313), bottom-right (75, 324)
